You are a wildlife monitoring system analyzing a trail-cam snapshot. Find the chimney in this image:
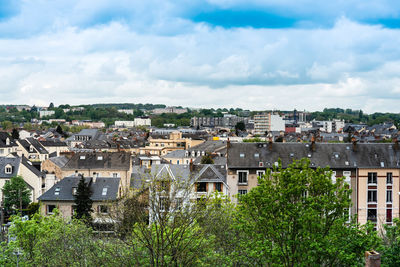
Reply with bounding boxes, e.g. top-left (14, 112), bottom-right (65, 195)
top-left (311, 135), bottom-right (316, 152)
top-left (394, 137), bottom-right (399, 150)
top-left (190, 158), bottom-right (193, 172)
top-left (352, 137), bottom-right (357, 151)
top-left (365, 250), bottom-right (380, 267)
top-left (268, 137), bottom-right (273, 151)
